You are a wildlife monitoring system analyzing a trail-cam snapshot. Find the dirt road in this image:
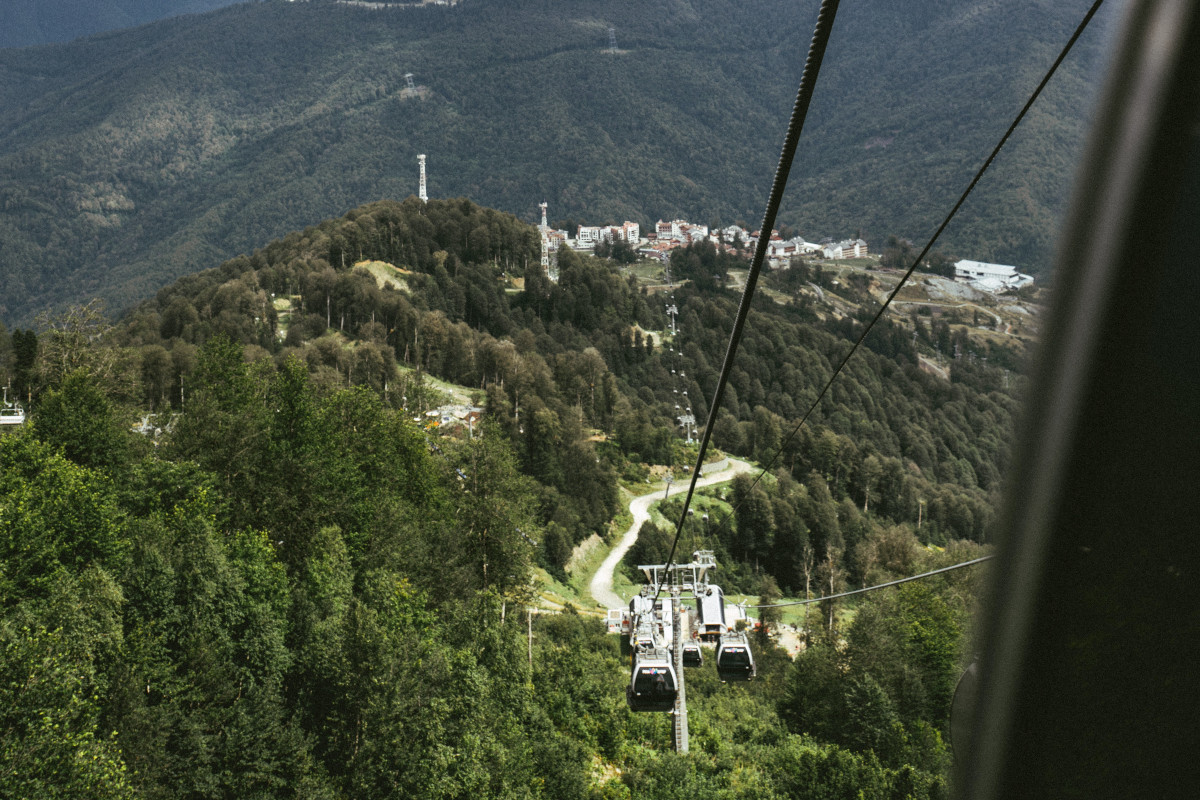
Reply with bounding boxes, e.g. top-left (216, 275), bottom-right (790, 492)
top-left (589, 459), bottom-right (753, 609)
